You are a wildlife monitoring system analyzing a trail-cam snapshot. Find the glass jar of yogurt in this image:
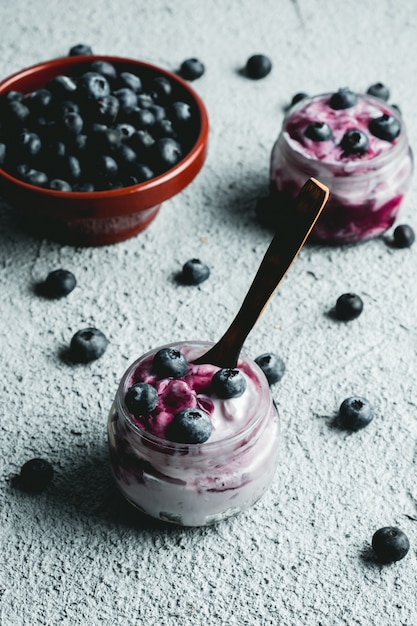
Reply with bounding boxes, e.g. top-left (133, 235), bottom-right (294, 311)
top-left (108, 340), bottom-right (280, 526)
top-left (270, 90), bottom-right (413, 244)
